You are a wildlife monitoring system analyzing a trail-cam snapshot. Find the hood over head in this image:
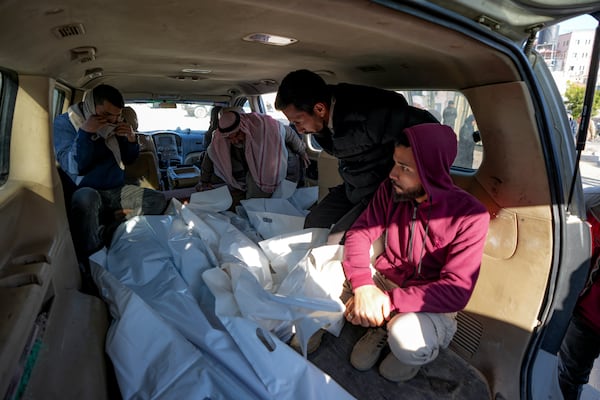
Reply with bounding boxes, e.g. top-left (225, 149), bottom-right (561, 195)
top-left (403, 123), bottom-right (457, 202)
